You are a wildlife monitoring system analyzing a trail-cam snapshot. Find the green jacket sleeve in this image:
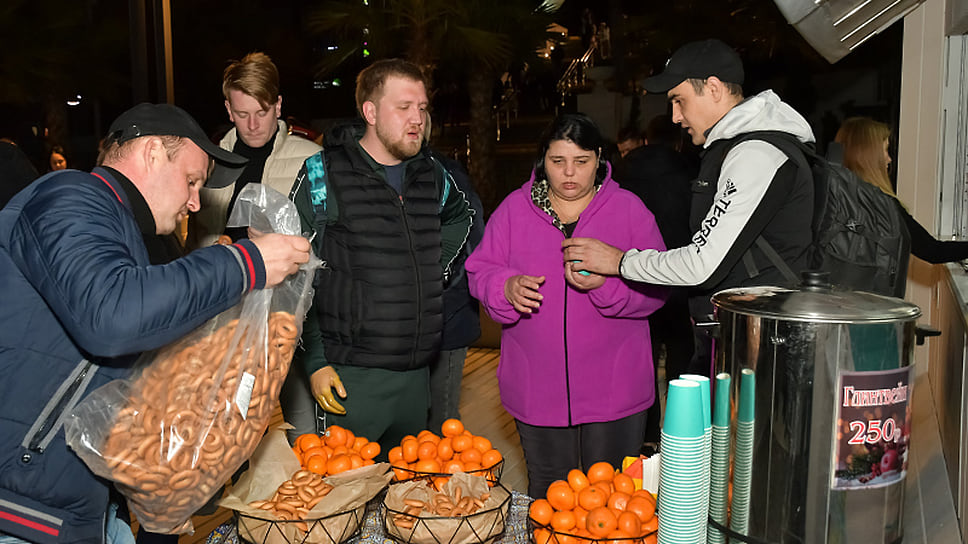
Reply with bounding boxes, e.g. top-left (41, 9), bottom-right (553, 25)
top-left (439, 174), bottom-right (474, 281)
